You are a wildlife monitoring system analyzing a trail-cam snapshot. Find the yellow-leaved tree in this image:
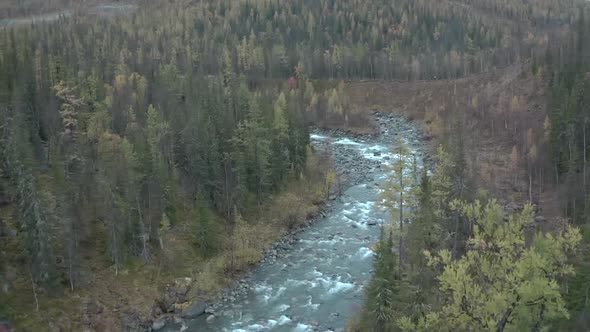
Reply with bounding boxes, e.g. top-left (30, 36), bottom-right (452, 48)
top-left (398, 200), bottom-right (581, 332)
